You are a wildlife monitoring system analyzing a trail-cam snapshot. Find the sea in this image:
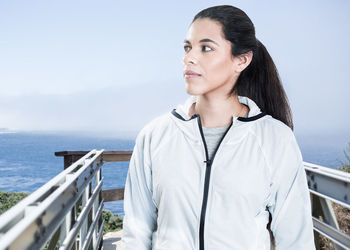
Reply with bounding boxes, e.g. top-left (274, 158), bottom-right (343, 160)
top-left (0, 131), bottom-right (349, 217)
